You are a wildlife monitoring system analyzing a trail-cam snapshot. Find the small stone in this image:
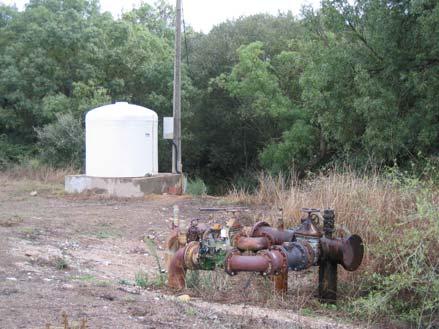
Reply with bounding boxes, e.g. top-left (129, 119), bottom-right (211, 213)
top-left (30, 191), bottom-right (38, 196)
top-left (6, 277), bottom-right (17, 281)
top-left (177, 294), bottom-right (191, 302)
